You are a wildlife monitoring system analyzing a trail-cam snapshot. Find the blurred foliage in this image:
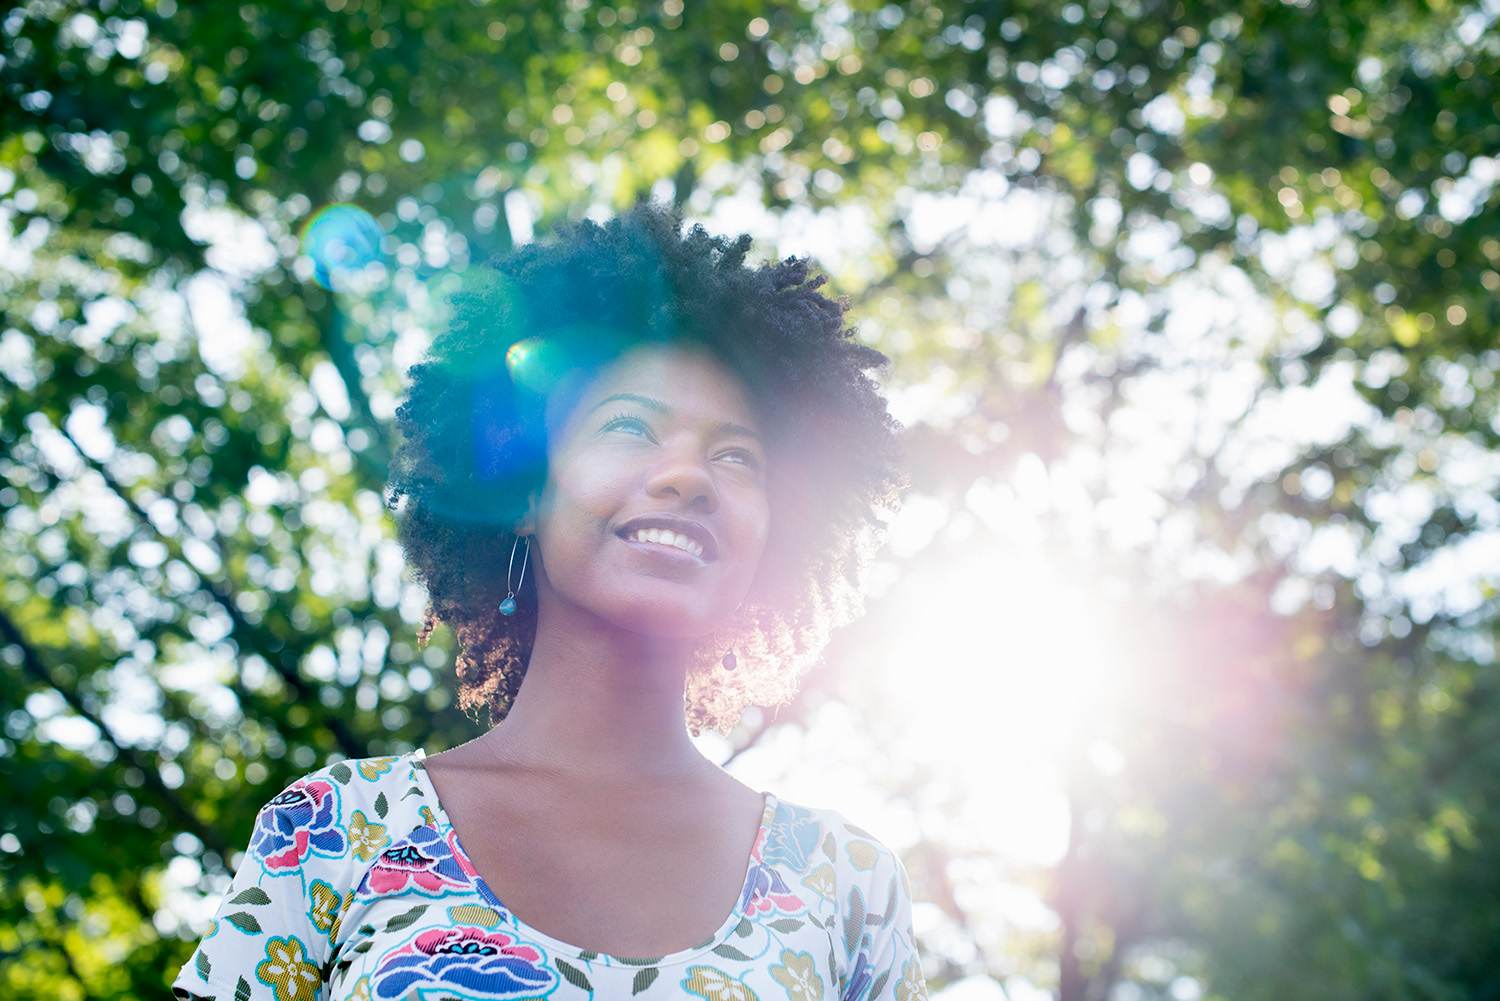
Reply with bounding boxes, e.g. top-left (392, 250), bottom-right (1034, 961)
top-left (2, 0), bottom-right (1499, 998)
